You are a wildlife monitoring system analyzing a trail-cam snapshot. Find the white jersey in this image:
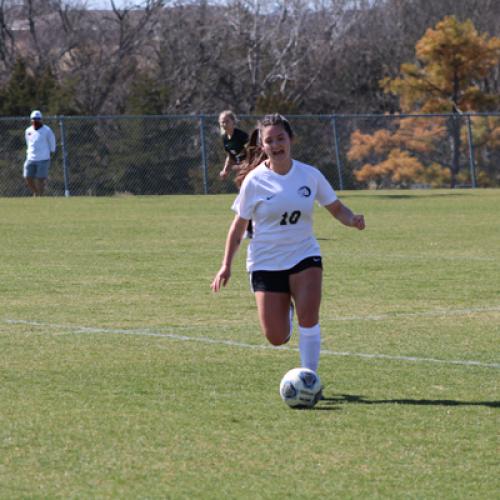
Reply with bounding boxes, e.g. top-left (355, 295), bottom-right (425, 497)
top-left (233, 159), bottom-right (337, 272)
top-left (25, 124), bottom-right (56, 161)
